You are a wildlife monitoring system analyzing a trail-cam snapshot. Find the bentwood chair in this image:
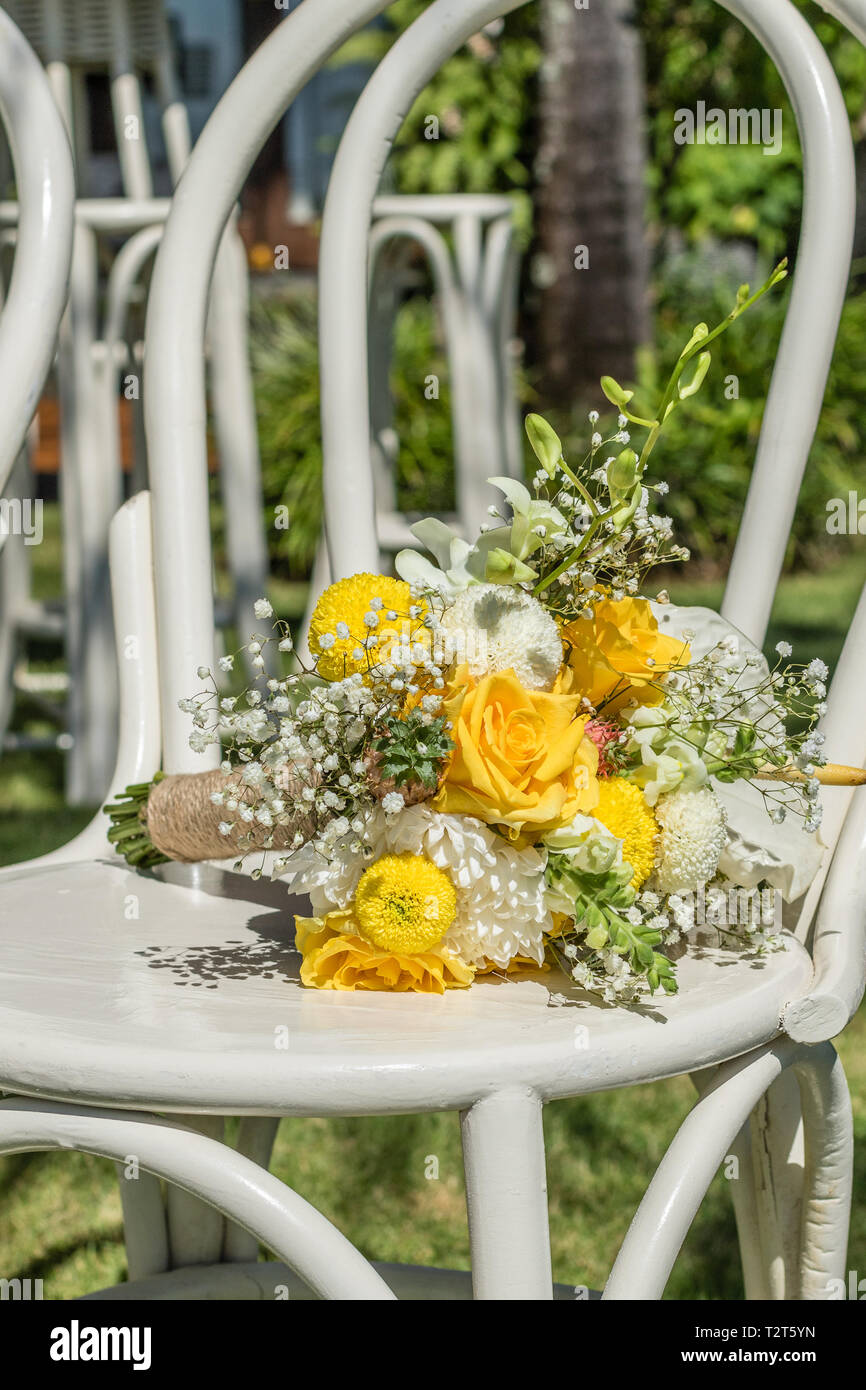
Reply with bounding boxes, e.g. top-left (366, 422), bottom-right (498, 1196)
top-left (0, 0), bottom-right (268, 803)
top-left (1, 0), bottom-right (865, 1301)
